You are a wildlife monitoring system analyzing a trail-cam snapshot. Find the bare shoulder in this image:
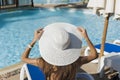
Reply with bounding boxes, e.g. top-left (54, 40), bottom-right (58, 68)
top-left (36, 58), bottom-right (45, 69)
top-left (76, 56), bottom-right (89, 65)
top-left (73, 57), bottom-right (83, 67)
